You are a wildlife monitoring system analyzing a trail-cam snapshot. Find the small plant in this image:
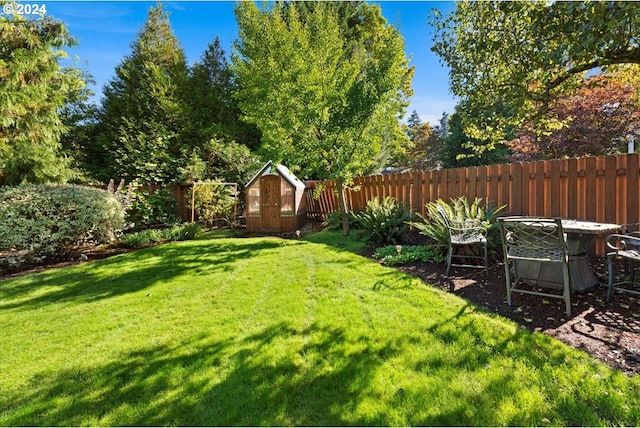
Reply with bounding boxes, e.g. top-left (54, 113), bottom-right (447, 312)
top-left (355, 197), bottom-right (412, 244)
top-left (166, 222), bottom-right (200, 241)
top-left (121, 223), bottom-right (200, 248)
top-left (373, 245), bottom-right (444, 265)
top-left (322, 210), bottom-right (359, 230)
top-left (408, 196), bottom-right (506, 255)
